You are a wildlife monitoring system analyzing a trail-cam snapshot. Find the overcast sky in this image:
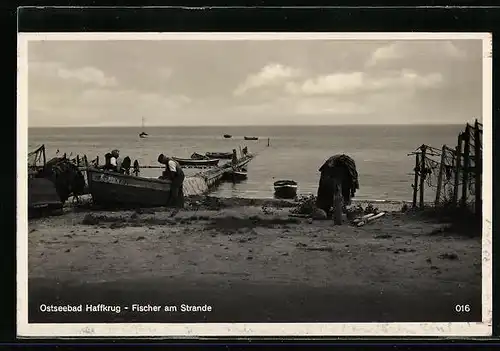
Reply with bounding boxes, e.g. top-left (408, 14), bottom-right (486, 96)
top-left (27, 39), bottom-right (483, 127)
